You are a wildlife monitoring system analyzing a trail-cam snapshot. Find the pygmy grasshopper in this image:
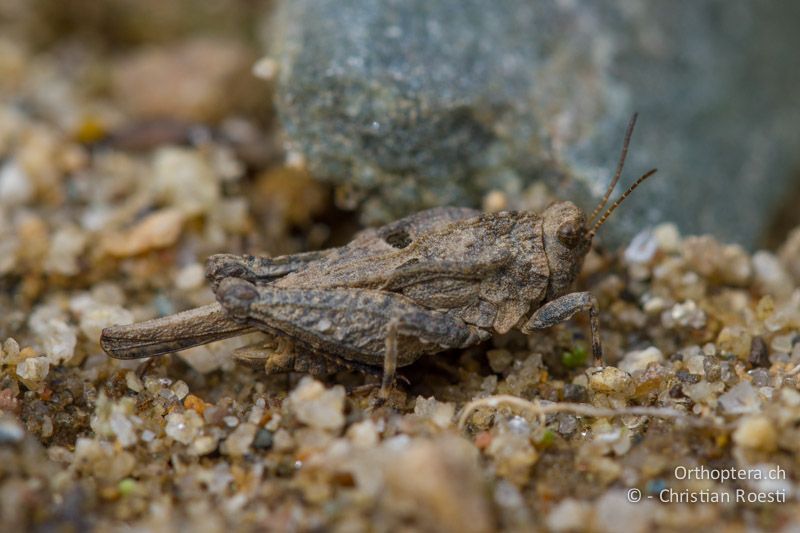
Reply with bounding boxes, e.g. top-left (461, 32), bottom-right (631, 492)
top-left (101, 115), bottom-right (656, 399)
